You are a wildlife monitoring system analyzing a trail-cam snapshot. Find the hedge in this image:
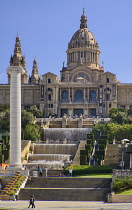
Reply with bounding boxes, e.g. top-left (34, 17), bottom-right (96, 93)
top-left (87, 133), bottom-right (94, 140)
top-left (85, 145), bottom-right (92, 154)
top-left (80, 150), bottom-right (89, 156)
top-left (95, 151), bottom-right (105, 158)
top-left (98, 140), bottom-right (107, 145)
top-left (99, 144), bottom-right (105, 151)
top-left (87, 139), bottom-right (92, 145)
top-left (64, 165), bottom-right (113, 175)
top-left (80, 155), bottom-right (87, 165)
